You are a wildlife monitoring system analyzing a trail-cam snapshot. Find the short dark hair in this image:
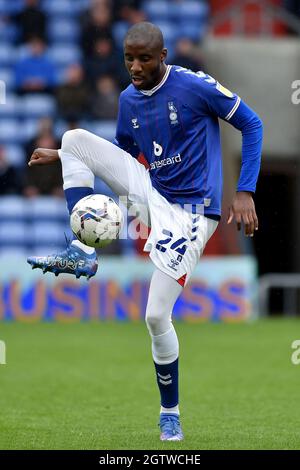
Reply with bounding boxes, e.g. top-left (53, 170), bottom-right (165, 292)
top-left (124, 22), bottom-right (164, 50)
